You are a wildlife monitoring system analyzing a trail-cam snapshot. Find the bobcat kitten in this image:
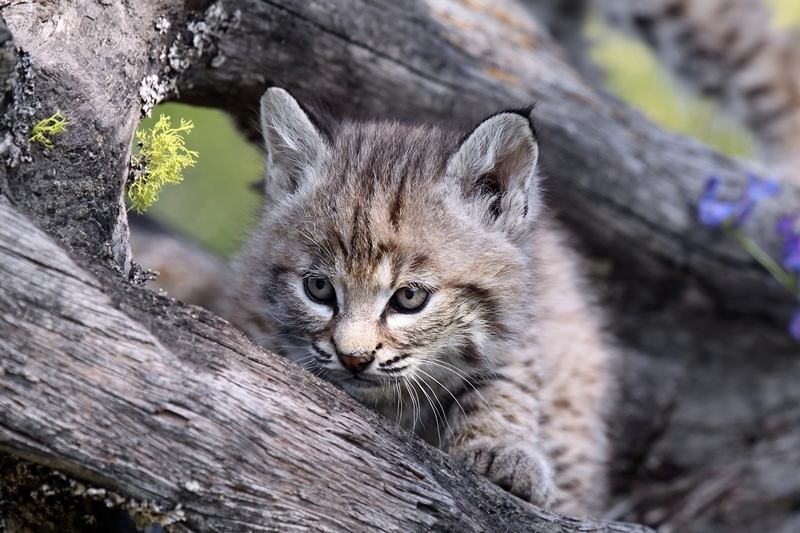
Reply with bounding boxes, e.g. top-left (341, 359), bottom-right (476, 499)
top-left (231, 88), bottom-right (613, 516)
